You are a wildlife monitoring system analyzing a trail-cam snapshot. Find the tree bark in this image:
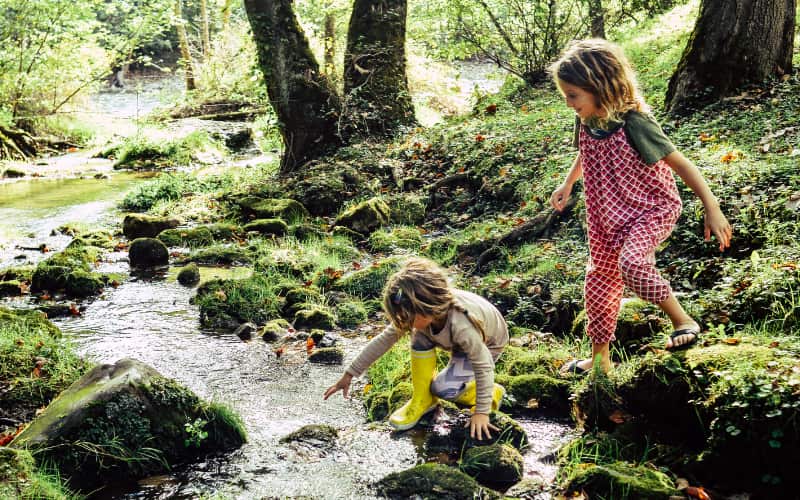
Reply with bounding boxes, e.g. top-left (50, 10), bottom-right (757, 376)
top-left (588, 0), bottom-right (605, 39)
top-left (244, 0), bottom-right (342, 173)
top-left (0, 126), bottom-right (37, 160)
top-left (174, 0), bottom-right (196, 91)
top-left (201, 0), bottom-right (211, 58)
top-left (343, 0), bottom-right (416, 137)
top-left (324, 12), bottom-right (336, 79)
top-left (665, 0), bottom-right (795, 114)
